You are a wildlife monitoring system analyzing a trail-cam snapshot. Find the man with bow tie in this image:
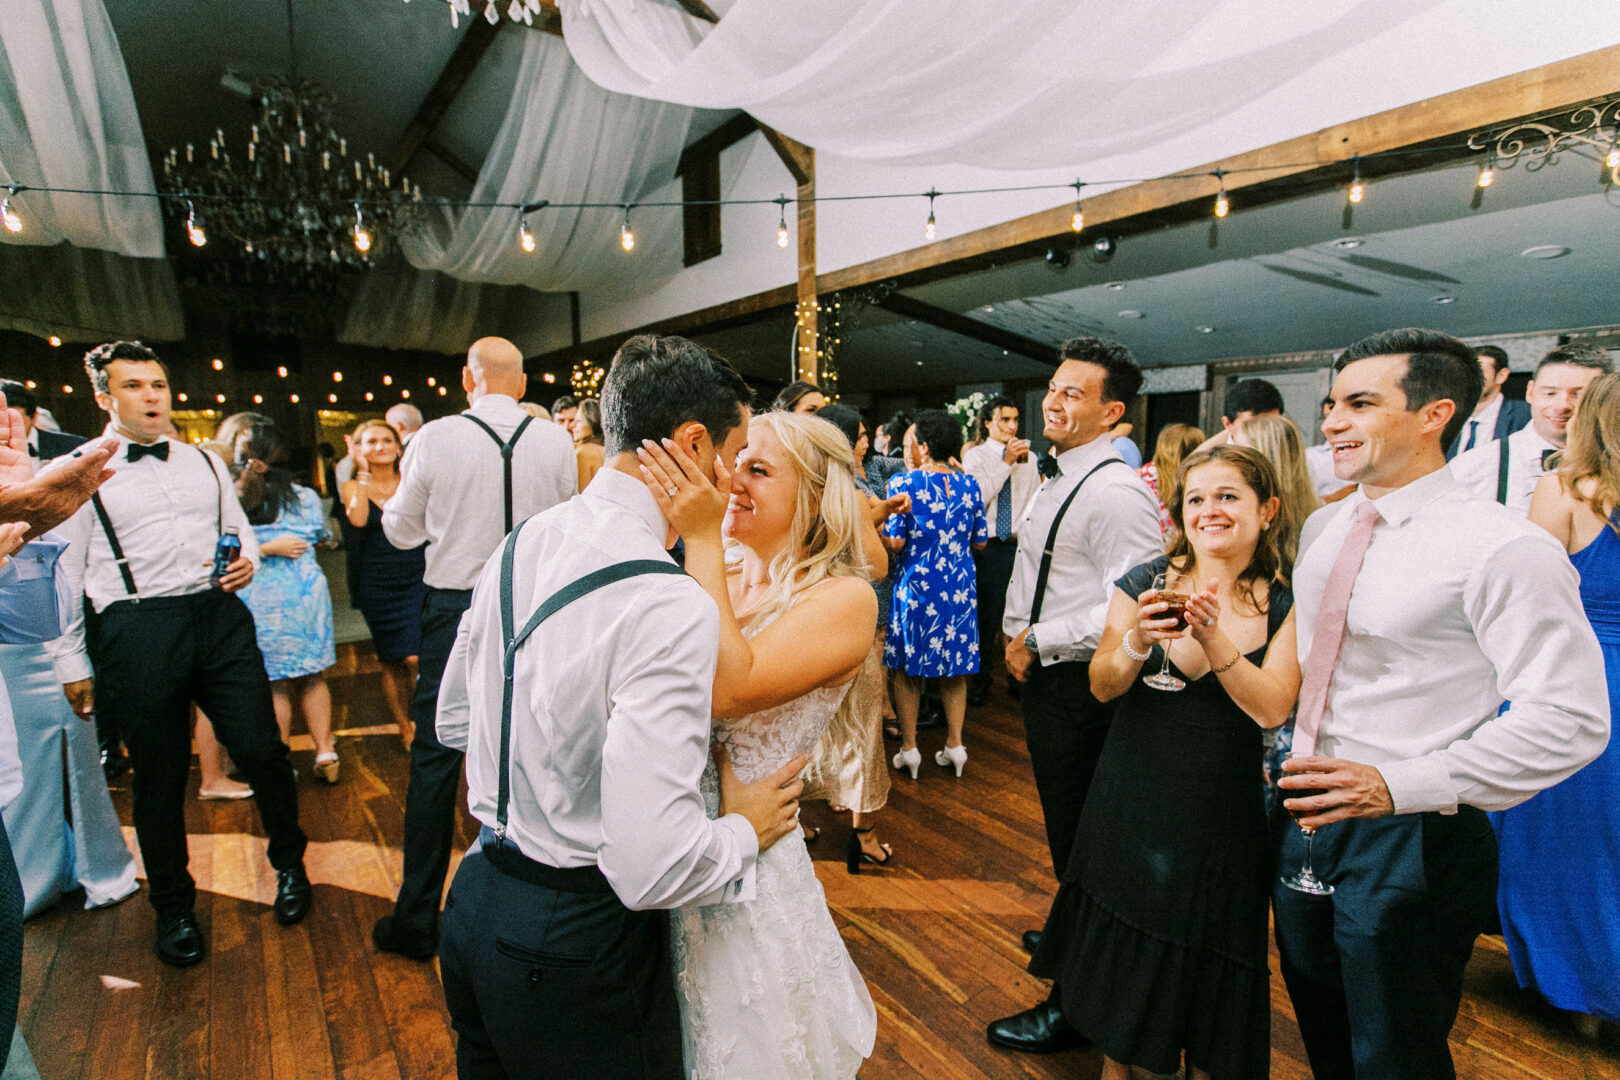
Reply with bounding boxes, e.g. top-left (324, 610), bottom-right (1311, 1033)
top-left (1450, 343), bottom-right (1611, 513)
top-left (48, 342), bottom-right (311, 968)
